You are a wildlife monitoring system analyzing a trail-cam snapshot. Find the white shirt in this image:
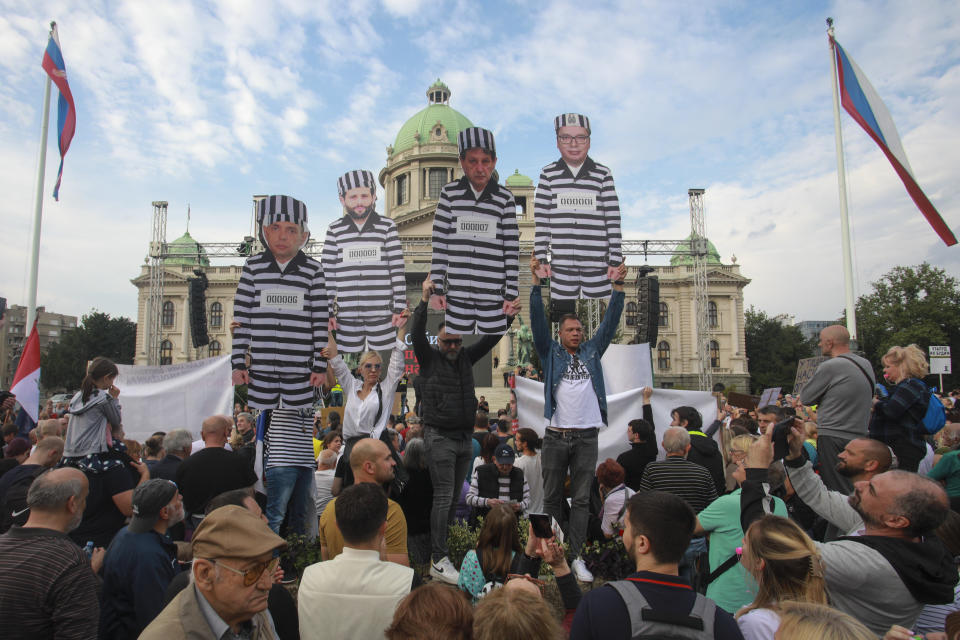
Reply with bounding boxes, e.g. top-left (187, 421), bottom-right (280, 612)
top-left (736, 607), bottom-right (780, 640)
top-left (549, 354), bottom-right (602, 428)
top-left (514, 451), bottom-right (544, 513)
top-left (190, 439), bottom-right (232, 454)
top-left (329, 339), bottom-right (405, 440)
